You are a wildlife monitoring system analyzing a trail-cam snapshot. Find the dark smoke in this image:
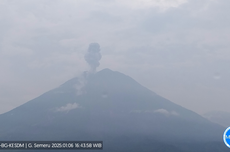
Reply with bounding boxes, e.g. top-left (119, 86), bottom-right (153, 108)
top-left (84, 43), bottom-right (102, 73)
